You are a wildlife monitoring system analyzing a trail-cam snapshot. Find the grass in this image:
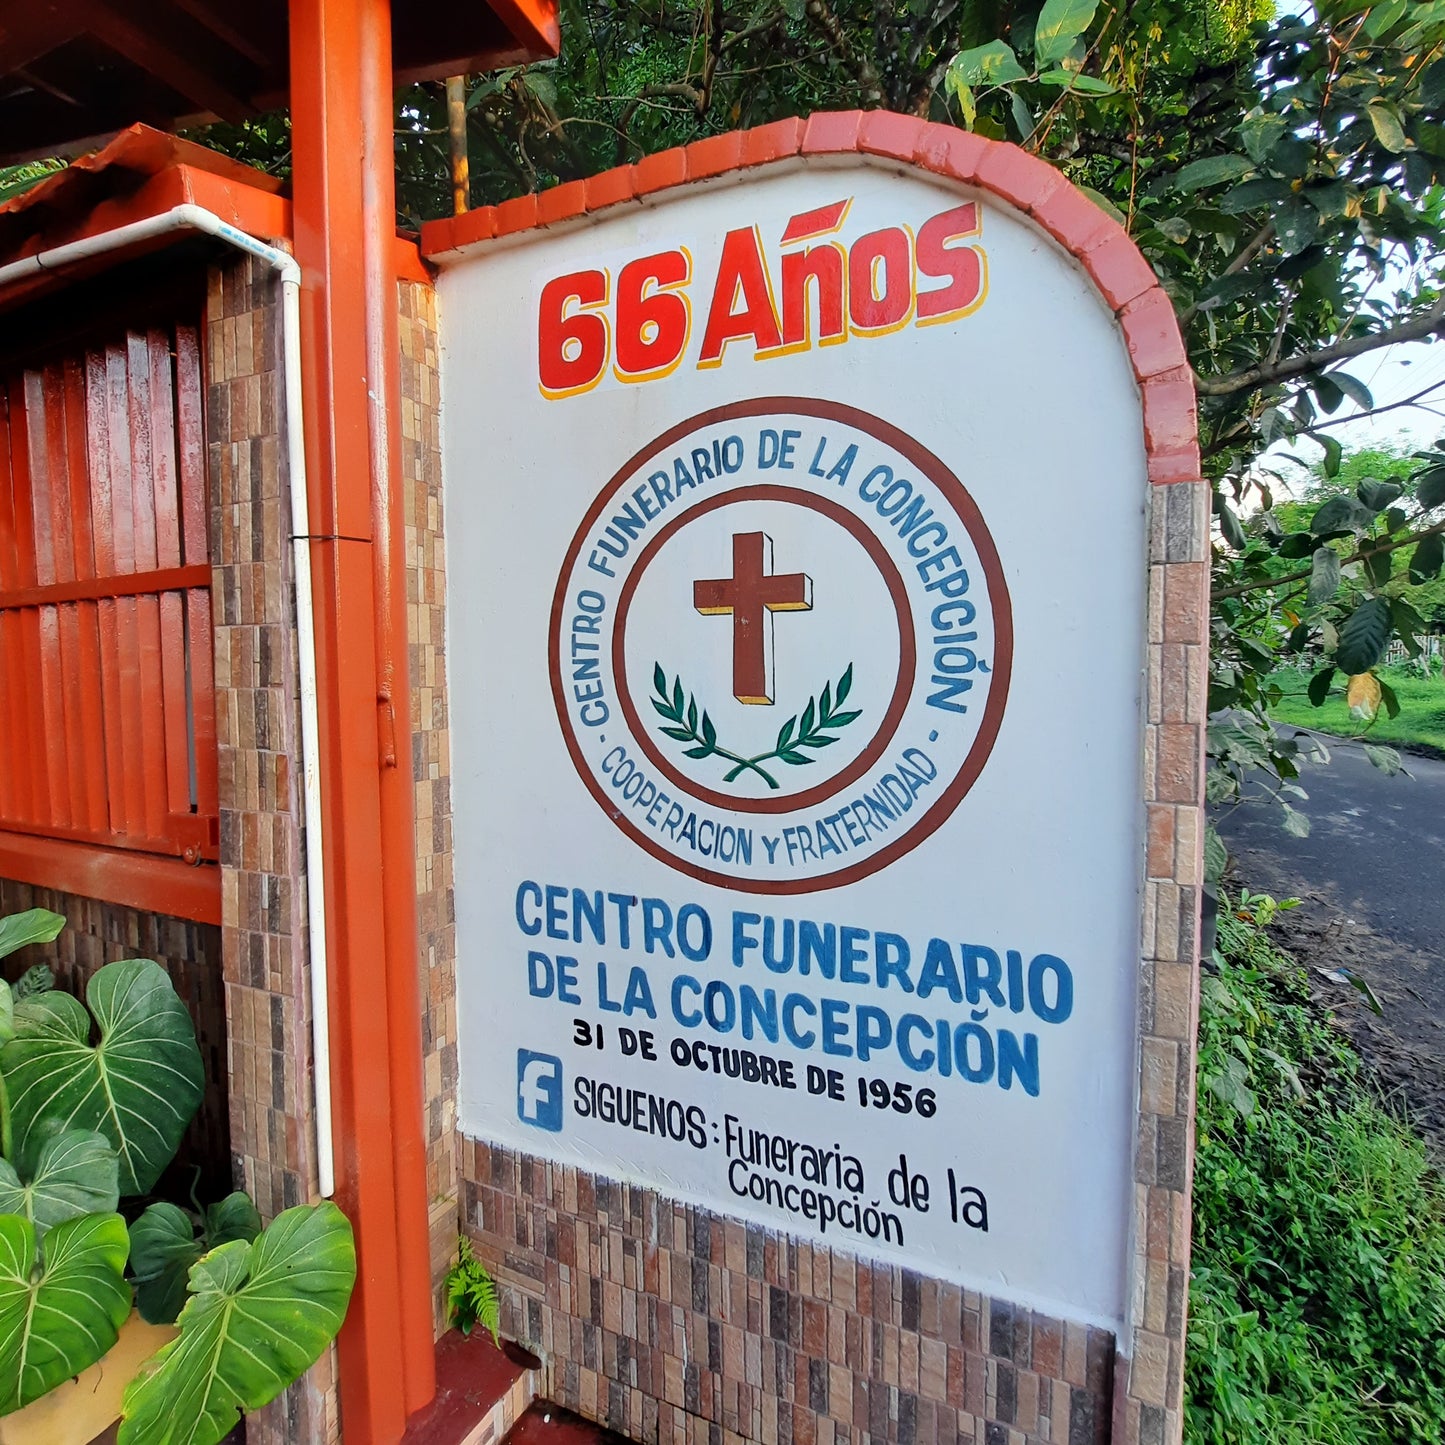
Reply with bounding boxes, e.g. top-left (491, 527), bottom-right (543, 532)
top-left (1185, 894), bottom-right (1445, 1444)
top-left (1268, 663), bottom-right (1445, 753)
